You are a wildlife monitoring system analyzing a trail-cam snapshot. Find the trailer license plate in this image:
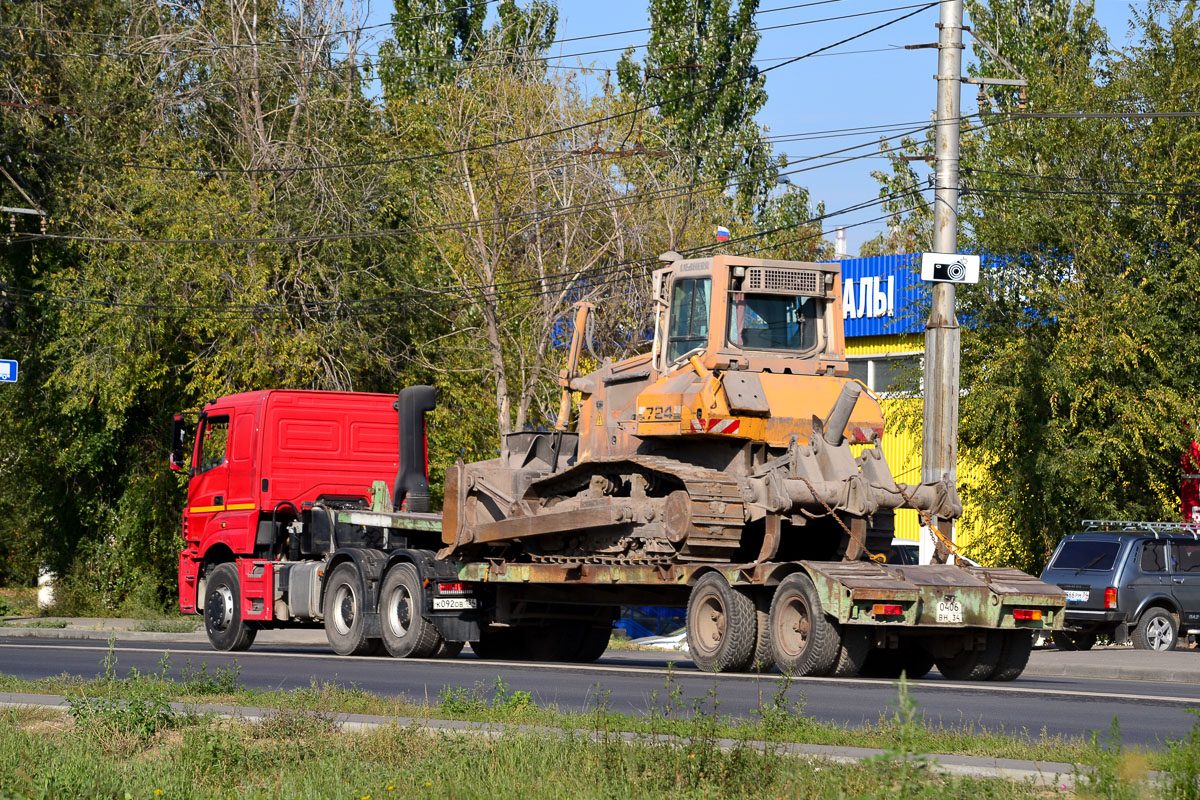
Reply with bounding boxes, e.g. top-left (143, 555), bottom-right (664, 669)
top-left (433, 598), bottom-right (478, 610)
top-left (936, 597), bottom-right (963, 624)
top-left (1065, 590), bottom-right (1089, 603)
